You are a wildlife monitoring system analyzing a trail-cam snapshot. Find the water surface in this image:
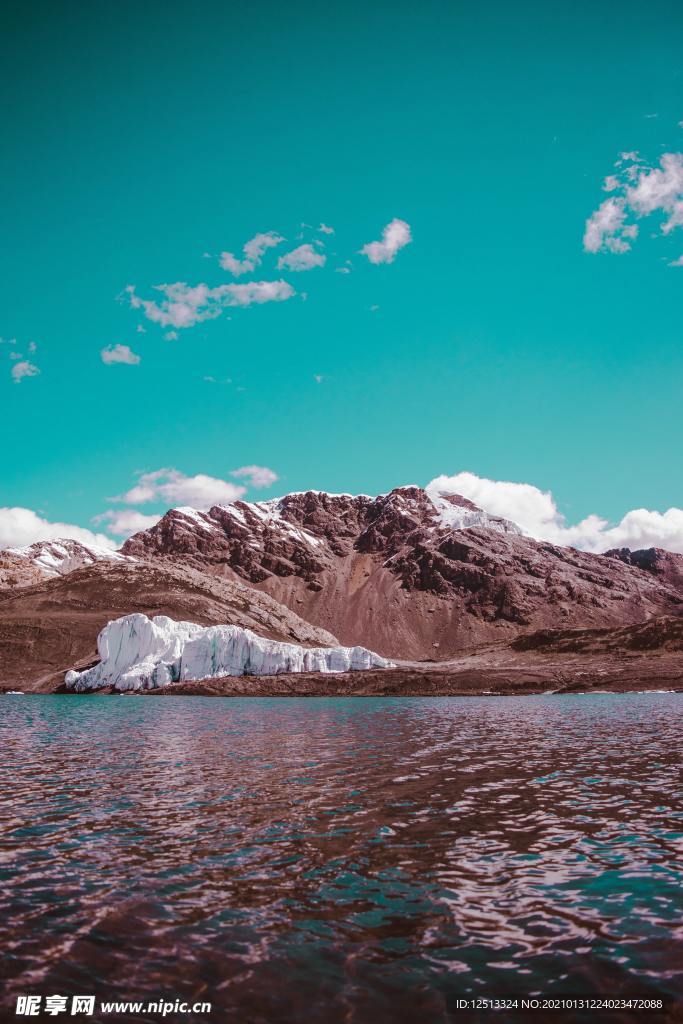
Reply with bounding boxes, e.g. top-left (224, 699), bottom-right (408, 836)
top-left (1, 694), bottom-right (682, 1021)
